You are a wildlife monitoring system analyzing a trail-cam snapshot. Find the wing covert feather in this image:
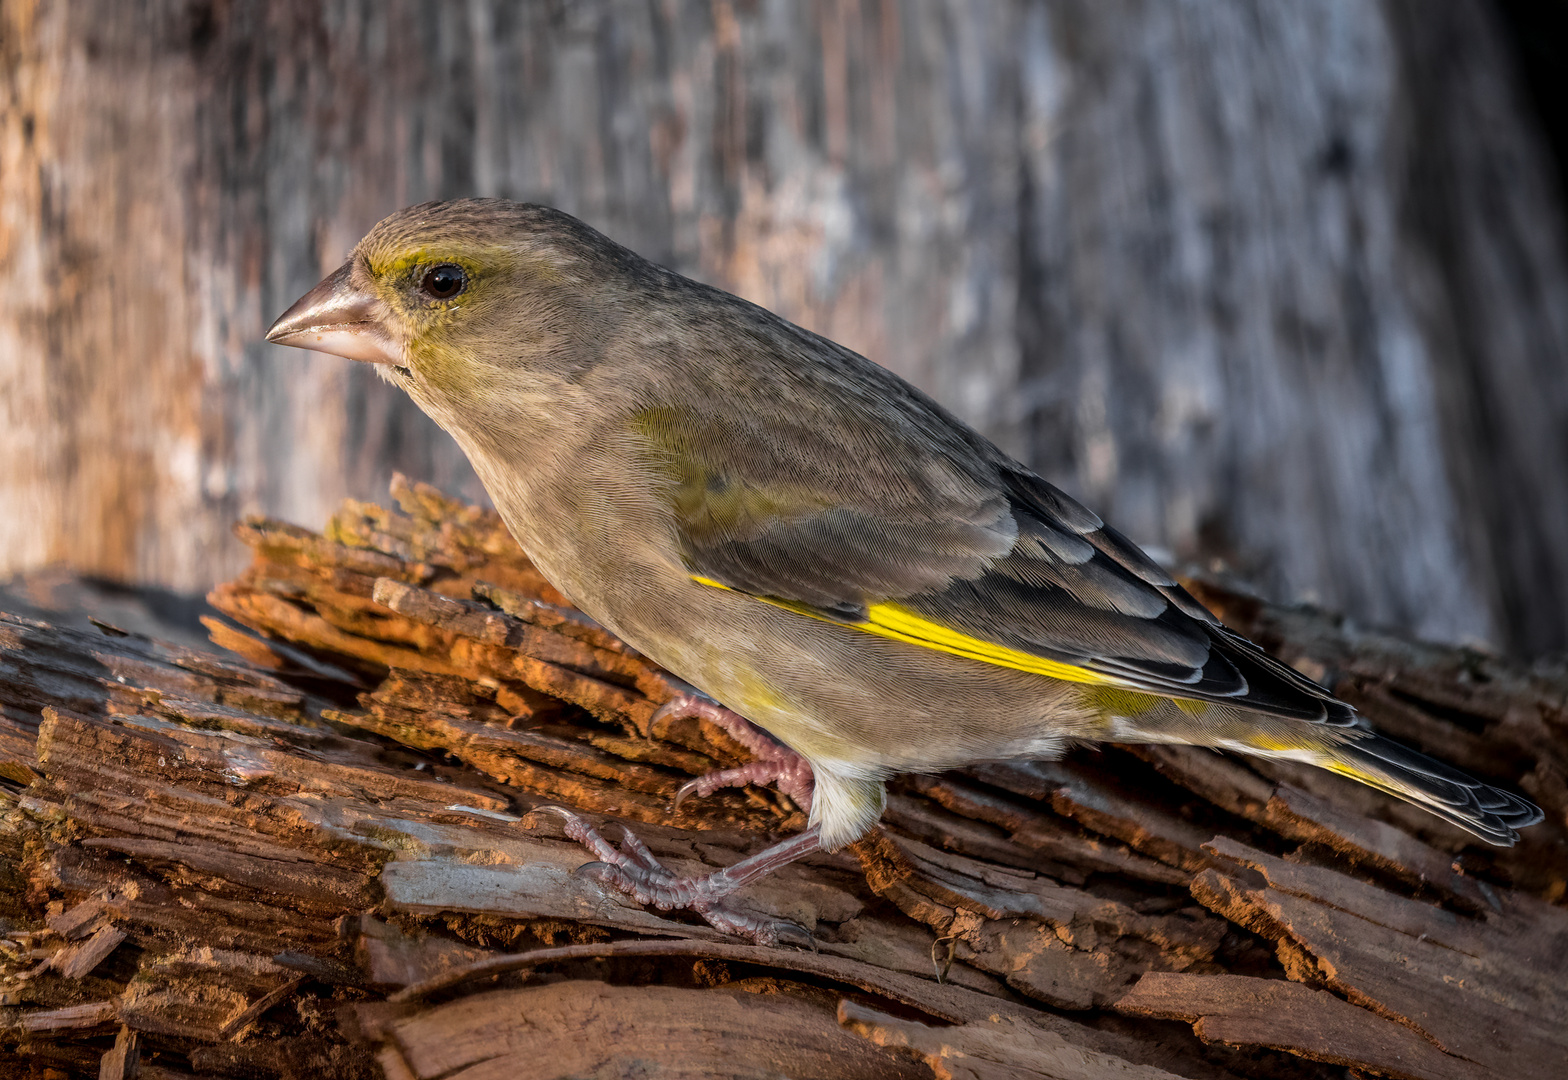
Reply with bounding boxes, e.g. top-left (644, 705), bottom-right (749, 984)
top-left (639, 402), bottom-right (1352, 726)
